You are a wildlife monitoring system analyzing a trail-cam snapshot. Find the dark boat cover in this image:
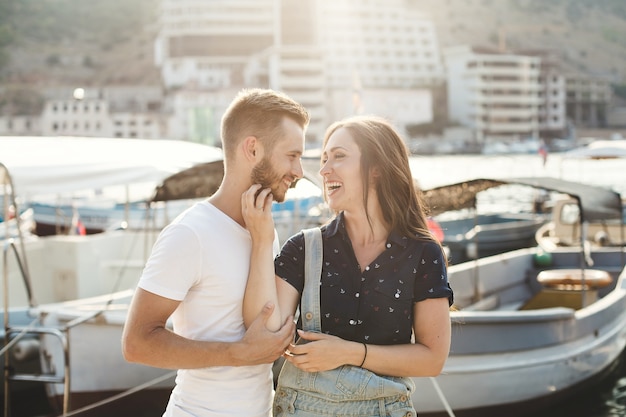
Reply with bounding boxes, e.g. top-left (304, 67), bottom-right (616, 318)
top-left (422, 177), bottom-right (622, 222)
